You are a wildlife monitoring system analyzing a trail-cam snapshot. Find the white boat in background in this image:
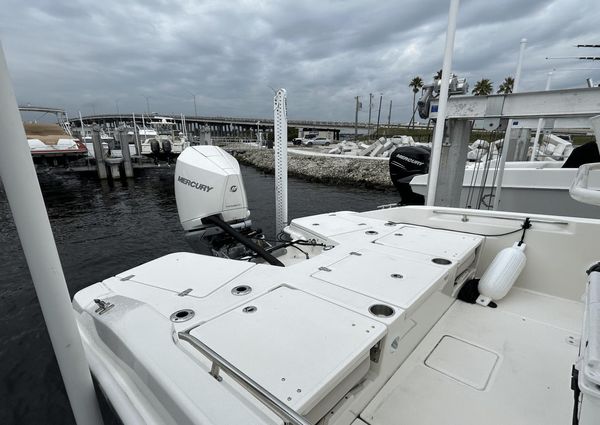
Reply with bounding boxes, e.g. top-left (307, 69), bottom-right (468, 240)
top-left (140, 115), bottom-right (190, 159)
top-left (25, 122), bottom-right (87, 159)
top-left (132, 124), bottom-right (158, 139)
top-left (391, 116), bottom-right (600, 218)
top-left (410, 157), bottom-right (600, 217)
top-left (20, 106), bottom-right (88, 163)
